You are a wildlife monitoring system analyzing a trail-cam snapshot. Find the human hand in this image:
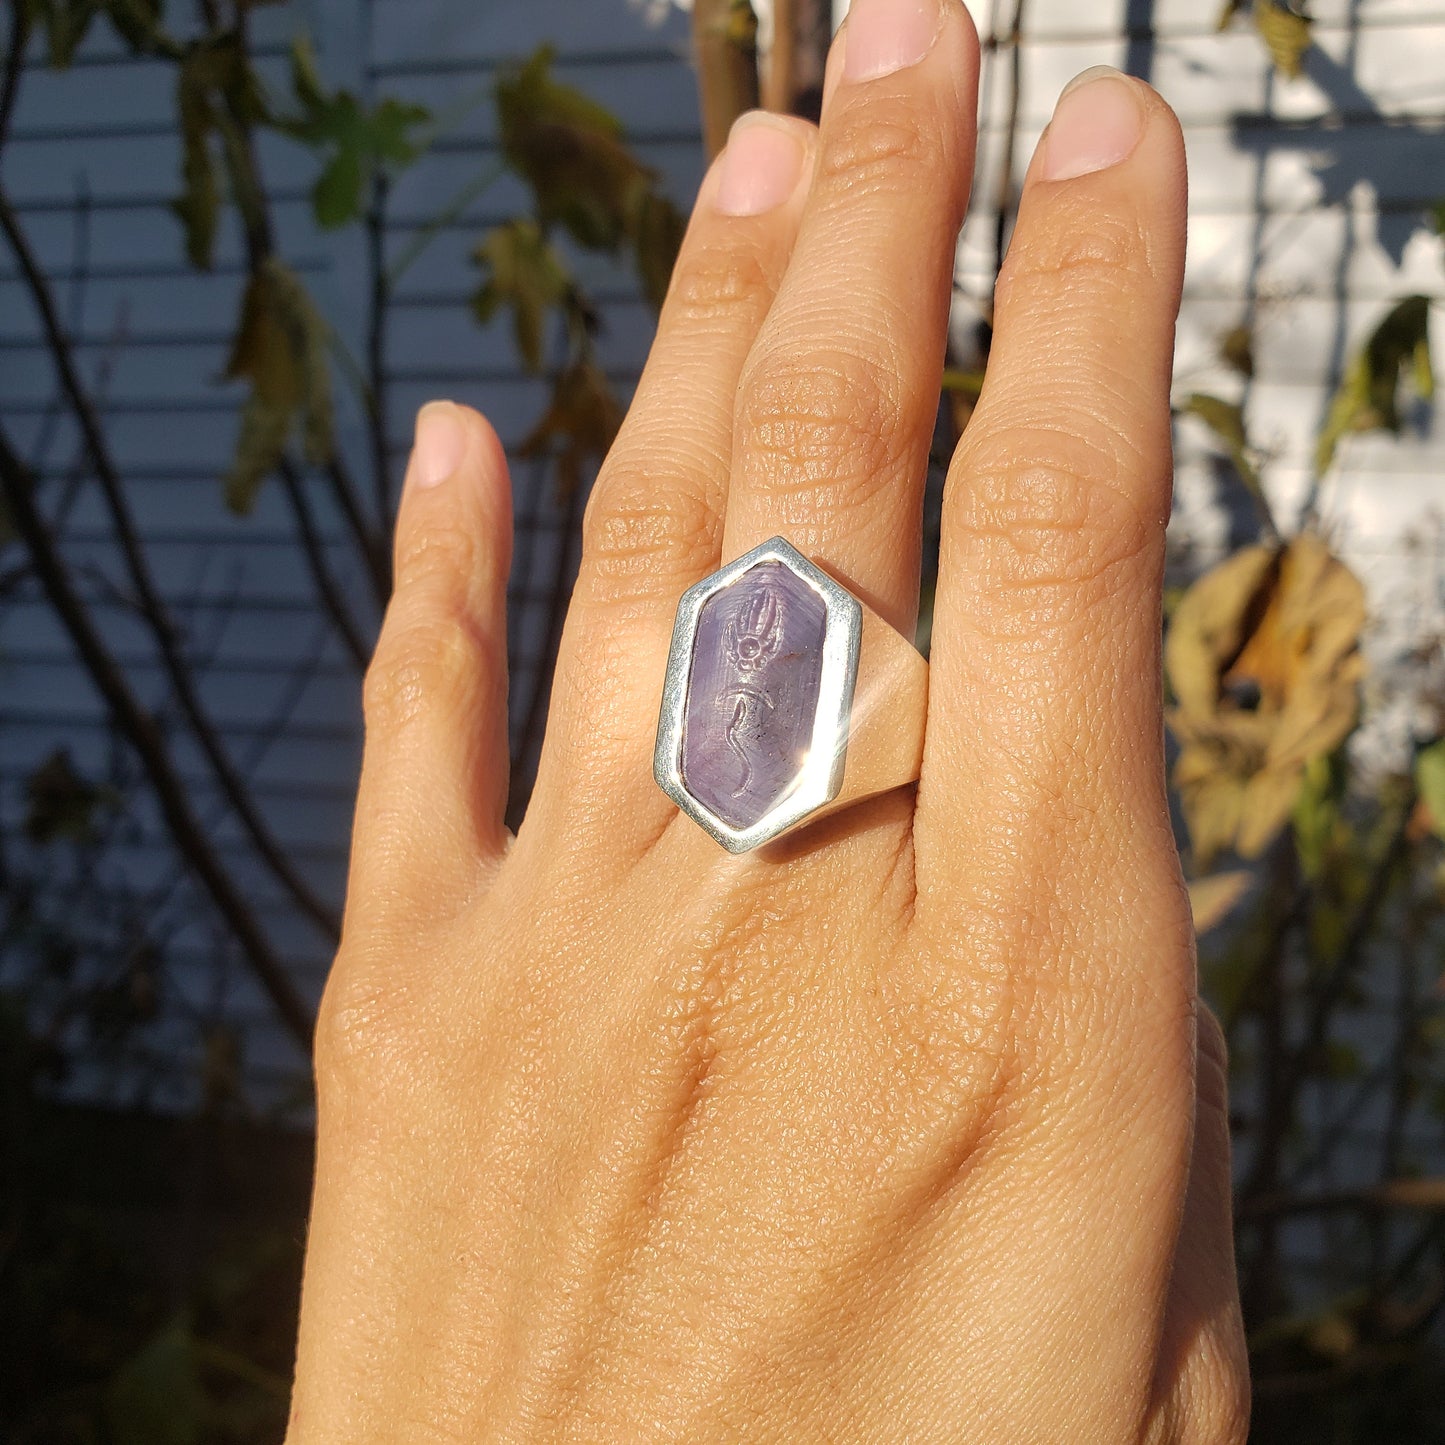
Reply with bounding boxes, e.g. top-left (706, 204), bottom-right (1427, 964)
top-left (287, 1), bottom-right (1248, 1439)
